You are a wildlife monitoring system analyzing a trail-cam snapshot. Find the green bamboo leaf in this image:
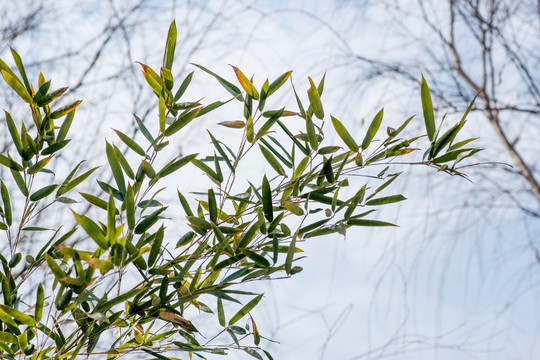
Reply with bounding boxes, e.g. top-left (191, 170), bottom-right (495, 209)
top-left (361, 108), bottom-right (383, 150)
top-left (114, 129), bottom-right (145, 156)
top-left (366, 194), bottom-right (406, 206)
top-left (318, 146), bottom-right (341, 155)
top-left (113, 145), bottom-right (134, 180)
top-left (41, 140), bottom-right (70, 156)
top-left (307, 77), bottom-right (324, 119)
top-left (125, 185), bottom-right (135, 230)
top-left (134, 207), bottom-right (167, 234)
top-left (421, 75), bottom-right (436, 141)
top-left (174, 71), bottom-right (194, 101)
top-left (95, 288), bottom-right (145, 313)
top-left (331, 115), bottom-right (358, 152)
top-left (106, 192), bottom-right (116, 243)
top-left (347, 218), bottom-right (398, 227)
top-left (217, 298), bottom-right (226, 327)
top-left (28, 156), bottom-right (52, 174)
top-left (259, 145), bottom-right (286, 176)
top-left (45, 253), bottom-right (67, 280)
top-left (134, 114), bottom-right (154, 144)
top-left (260, 138), bottom-right (292, 168)
top-left (1, 182), bottom-right (12, 226)
top-left (267, 71), bottom-right (292, 96)
top-left (277, 120), bottom-right (309, 155)
top-left (432, 148), bottom-right (479, 164)
top-left (30, 184), bottom-right (58, 202)
top-left (255, 108), bottom-right (284, 141)
top-left (72, 210), bottom-right (108, 249)
top-left (0, 69), bottom-right (33, 103)
top-left (177, 190), bottom-right (194, 217)
top-left (50, 100), bottom-right (82, 119)
top-left (344, 185), bottom-right (366, 220)
top-left (0, 305), bottom-right (34, 326)
top-left (10, 169), bottom-right (28, 196)
top-left (231, 65), bottom-right (259, 100)
top-left (191, 159), bottom-right (220, 183)
top-left (208, 132), bottom-right (235, 173)
top-left (208, 188), bottom-right (218, 224)
top-left (159, 96), bottom-right (166, 133)
top-left (0, 154), bottom-right (22, 171)
top-left (229, 294), bottom-right (263, 325)
top-left (148, 226), bottom-right (164, 267)
top-left (284, 201), bottom-right (304, 216)
top-left (192, 63), bottom-right (243, 101)
top-left (261, 175), bottom-right (273, 222)
top-left (285, 235), bottom-right (297, 274)
top-left (306, 114), bottom-right (318, 150)
top-left (293, 155), bottom-right (309, 180)
top-left (164, 107), bottom-right (202, 136)
top-left (4, 111), bottom-right (22, 155)
top-left (34, 283), bottom-right (45, 322)
top-left (0, 331), bottom-right (17, 344)
top-left (141, 160), bottom-right (156, 179)
top-left (10, 47), bottom-right (31, 93)
top-left (246, 116), bottom-right (254, 142)
top-left (35, 87), bottom-right (68, 107)
top-left (56, 163), bottom-right (98, 198)
top-left (448, 137), bottom-right (478, 151)
top-left (187, 216), bottom-right (211, 232)
top-left (57, 110), bottom-right (75, 142)
top-left (163, 20), bottom-right (177, 70)
top-left (0, 307), bottom-right (17, 329)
